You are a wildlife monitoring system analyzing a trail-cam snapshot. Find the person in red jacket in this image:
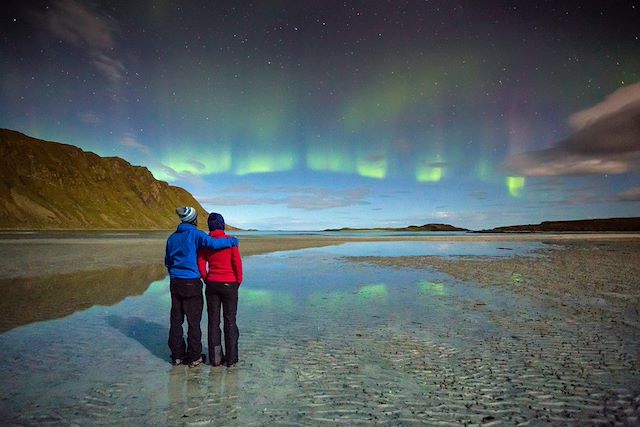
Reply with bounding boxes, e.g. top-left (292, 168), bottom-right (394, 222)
top-left (197, 212), bottom-right (243, 367)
